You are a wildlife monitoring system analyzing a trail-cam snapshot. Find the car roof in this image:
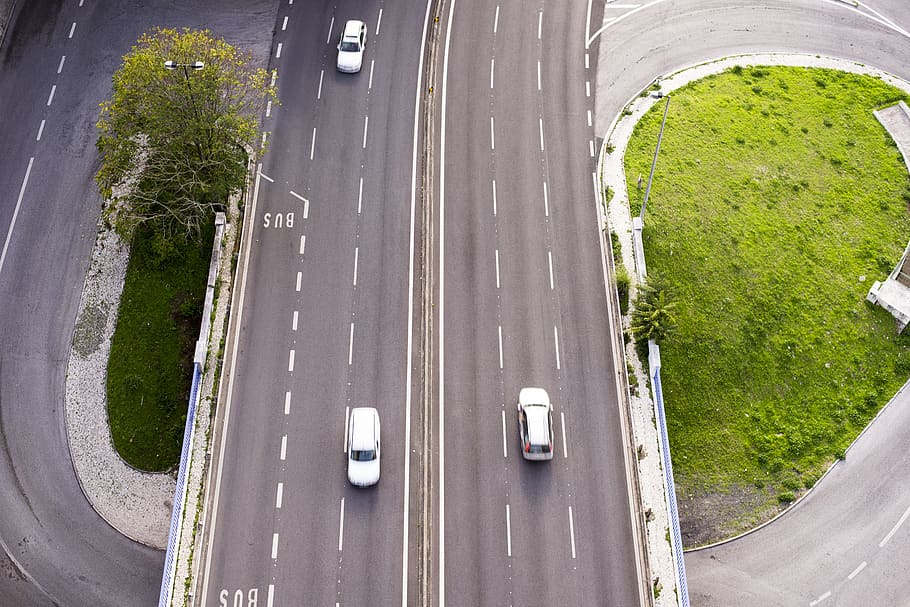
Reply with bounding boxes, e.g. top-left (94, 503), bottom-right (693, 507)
top-left (525, 405), bottom-right (550, 443)
top-left (343, 20), bottom-right (364, 36)
top-left (350, 407), bottom-right (377, 449)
